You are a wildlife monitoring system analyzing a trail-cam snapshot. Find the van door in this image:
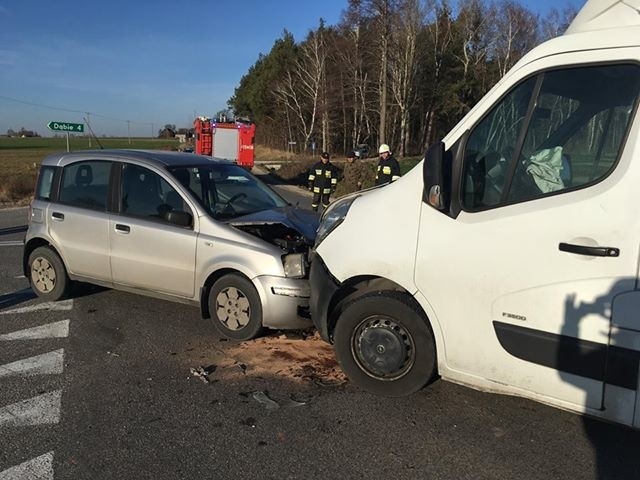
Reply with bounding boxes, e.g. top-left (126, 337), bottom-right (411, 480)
top-left (607, 292), bottom-right (640, 427)
top-left (415, 60), bottom-right (640, 417)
